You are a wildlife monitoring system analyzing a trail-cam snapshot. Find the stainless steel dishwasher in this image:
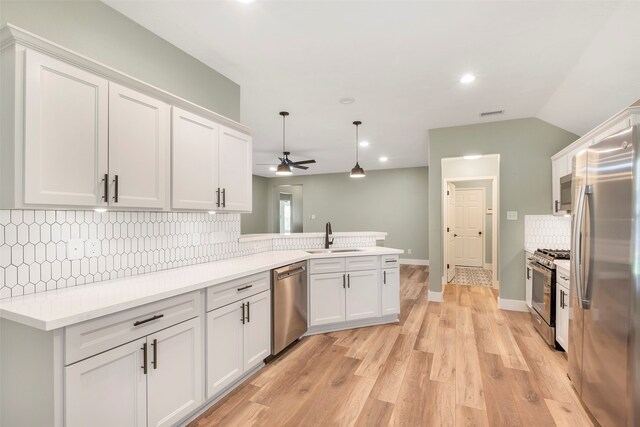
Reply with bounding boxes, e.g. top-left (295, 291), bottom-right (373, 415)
top-left (271, 261), bottom-right (308, 355)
